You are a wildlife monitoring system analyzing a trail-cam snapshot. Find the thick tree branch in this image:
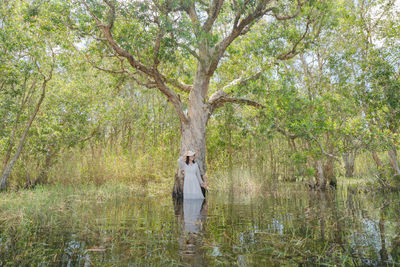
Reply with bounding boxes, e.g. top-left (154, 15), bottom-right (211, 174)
top-left (309, 136), bottom-right (341, 162)
top-left (207, 93), bottom-right (264, 115)
top-left (103, 0), bottom-right (115, 28)
top-left (183, 2), bottom-right (199, 27)
top-left (208, 0), bottom-right (308, 76)
top-left (86, 50), bottom-right (191, 92)
top-left (203, 0), bottom-right (224, 32)
top-left (71, 40), bottom-right (158, 89)
top-left (81, 0), bottom-right (189, 122)
top-left (208, 70), bottom-right (262, 106)
top-left (209, 2), bottom-right (274, 75)
top-left (207, 69), bottom-right (265, 114)
top-left (153, 71), bottom-right (189, 123)
top-left (165, 77), bottom-right (193, 92)
top-left (212, 97), bottom-right (264, 111)
top-left (232, 0), bottom-right (243, 28)
top-left (153, 27), bottom-right (164, 68)
top-left (81, 0), bottom-right (154, 77)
